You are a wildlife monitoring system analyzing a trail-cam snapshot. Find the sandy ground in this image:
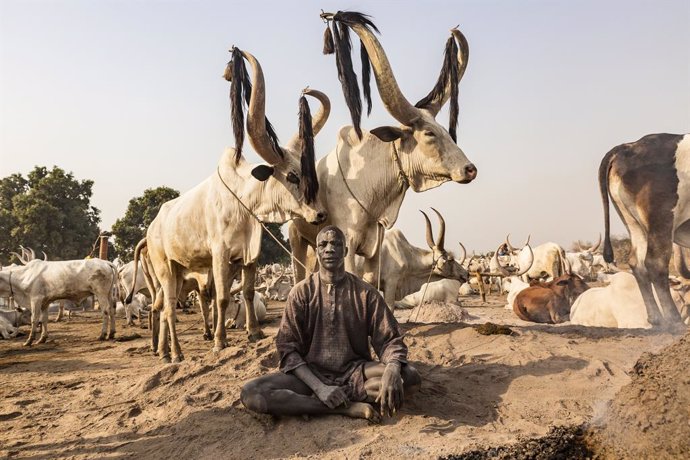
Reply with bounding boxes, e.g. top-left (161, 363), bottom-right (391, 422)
top-left (0, 294), bottom-right (686, 459)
